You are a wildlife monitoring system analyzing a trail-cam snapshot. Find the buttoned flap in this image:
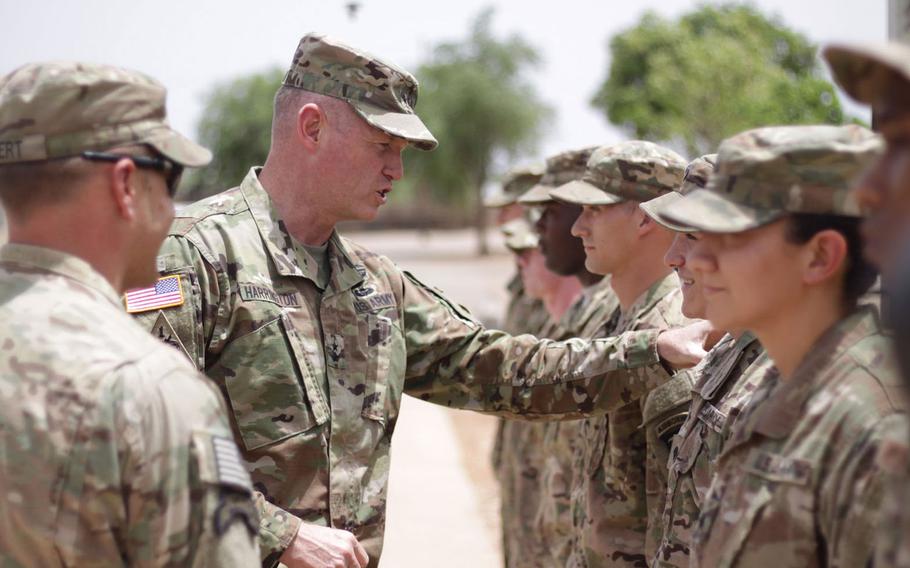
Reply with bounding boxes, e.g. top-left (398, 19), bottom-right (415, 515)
top-left (359, 312), bottom-right (401, 424)
top-left (212, 316), bottom-right (320, 452)
top-left (672, 418), bottom-right (707, 476)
